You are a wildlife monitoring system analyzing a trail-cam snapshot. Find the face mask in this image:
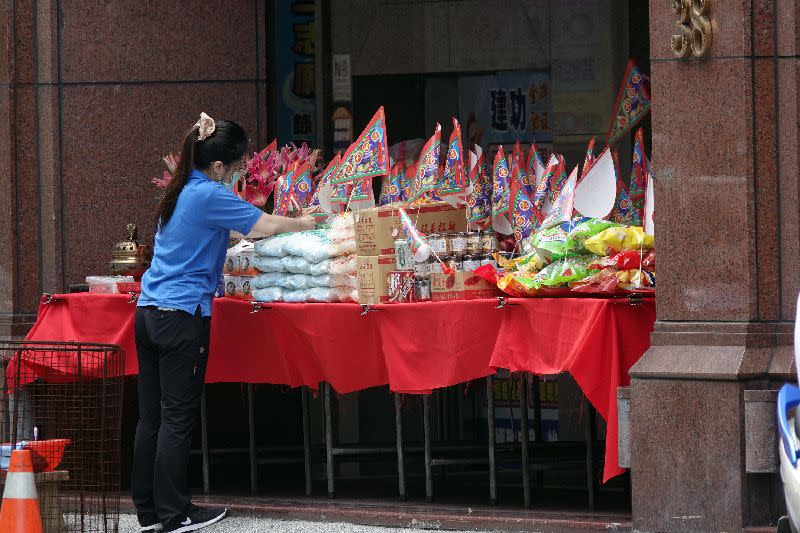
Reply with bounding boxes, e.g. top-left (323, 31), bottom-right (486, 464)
top-left (224, 171), bottom-right (242, 191)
